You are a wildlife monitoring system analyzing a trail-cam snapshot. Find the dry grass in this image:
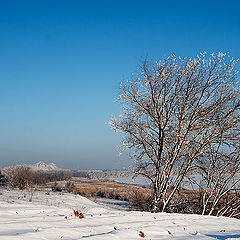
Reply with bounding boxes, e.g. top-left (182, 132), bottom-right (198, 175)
top-left (73, 177), bottom-right (151, 201)
top-left (40, 177), bottom-right (151, 204)
top-left (37, 177), bottom-right (240, 218)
